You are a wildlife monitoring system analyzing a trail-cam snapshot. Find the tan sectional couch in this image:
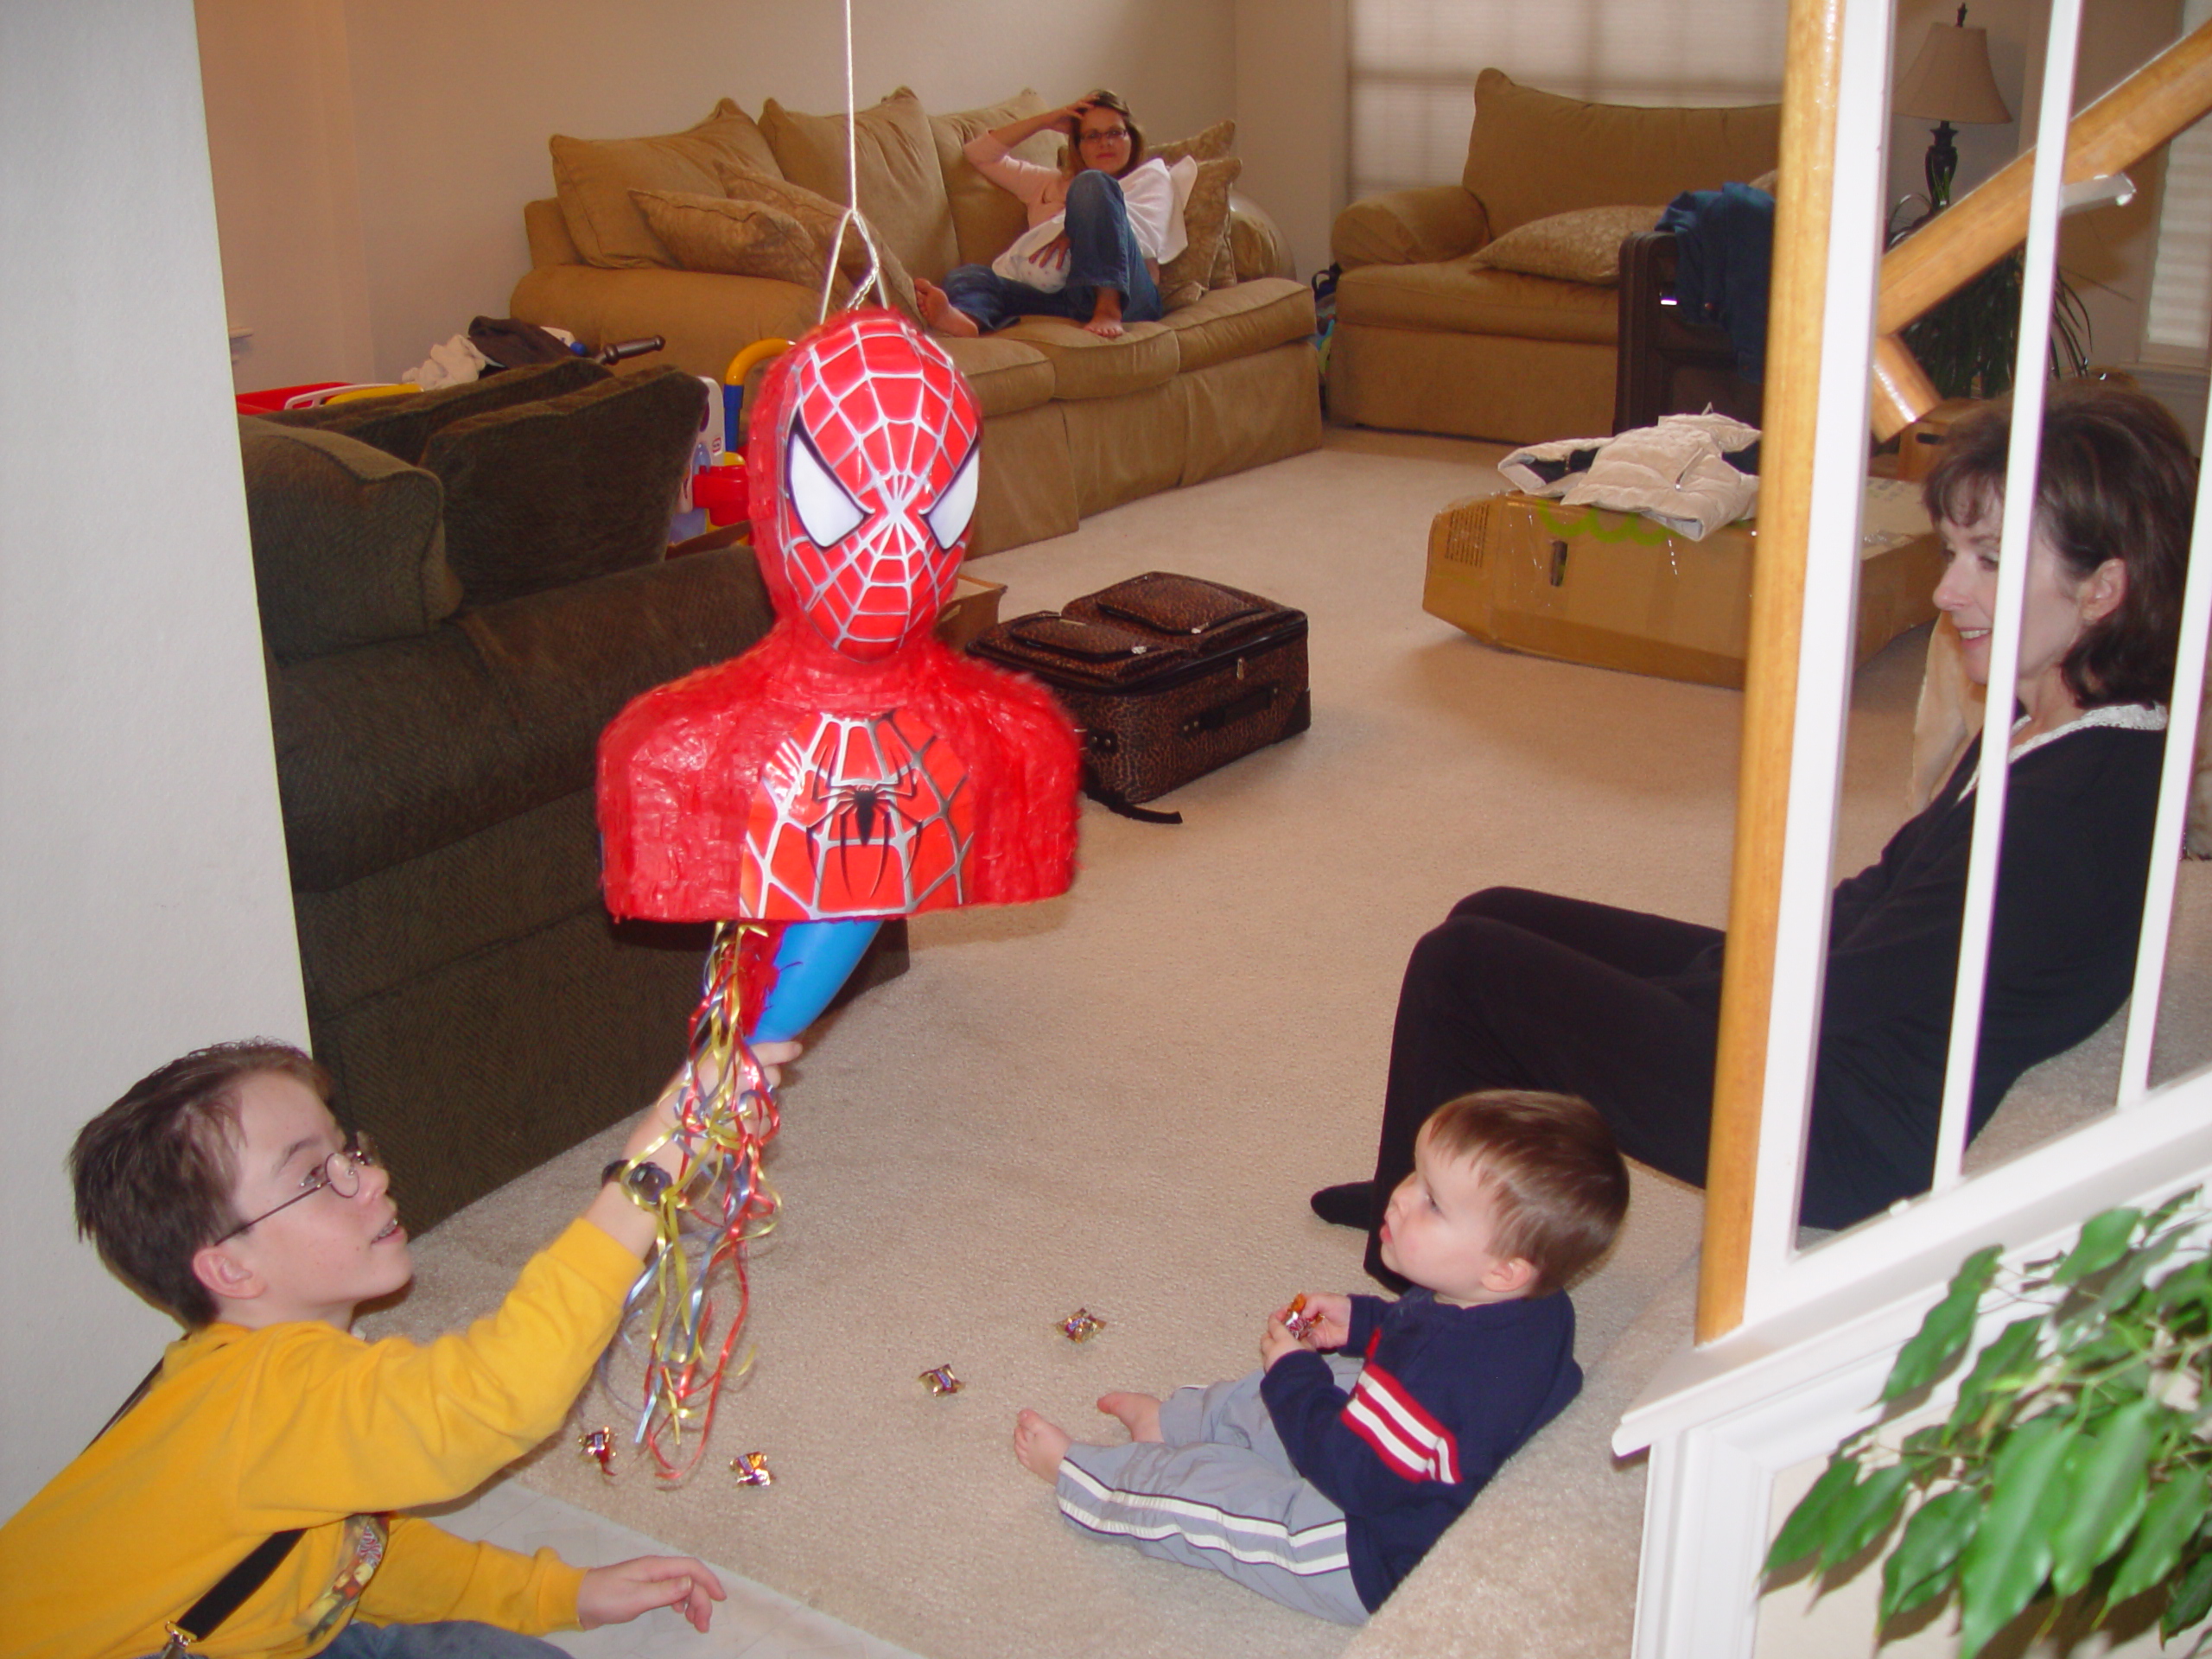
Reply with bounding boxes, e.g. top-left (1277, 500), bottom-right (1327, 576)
top-left (1326, 70), bottom-right (1779, 446)
top-left (512, 89), bottom-right (1322, 556)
